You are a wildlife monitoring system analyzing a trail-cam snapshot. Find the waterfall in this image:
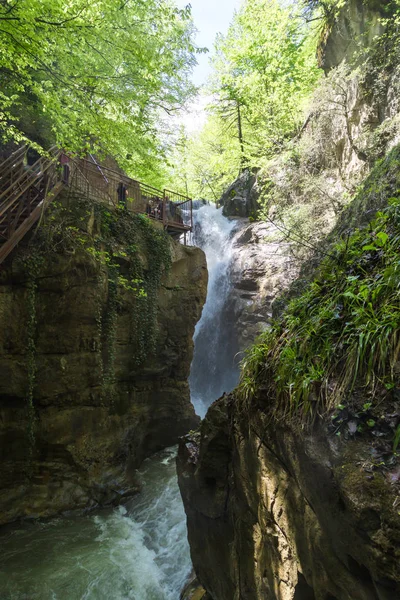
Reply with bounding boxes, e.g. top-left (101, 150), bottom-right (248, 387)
top-left (0, 205), bottom-right (241, 599)
top-left (189, 204), bottom-right (240, 417)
